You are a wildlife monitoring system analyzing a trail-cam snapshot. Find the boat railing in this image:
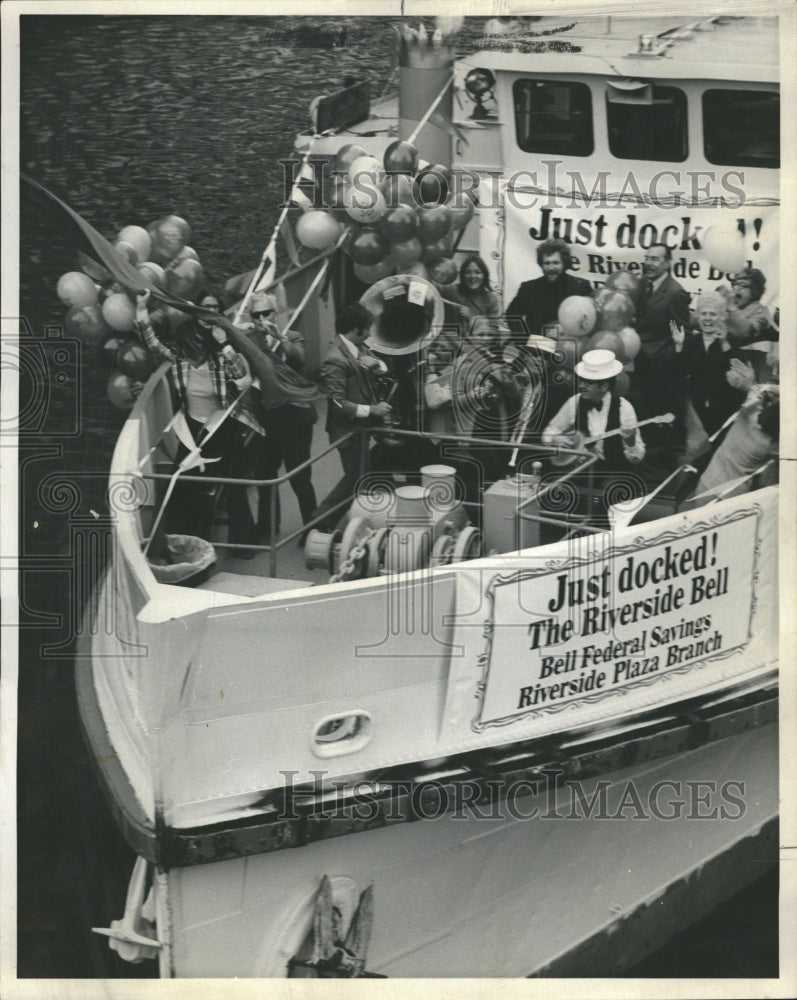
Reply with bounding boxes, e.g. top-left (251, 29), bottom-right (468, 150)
top-left (140, 421), bottom-right (605, 578)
